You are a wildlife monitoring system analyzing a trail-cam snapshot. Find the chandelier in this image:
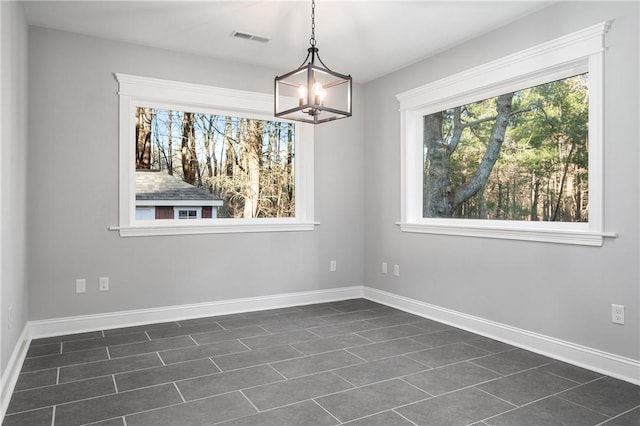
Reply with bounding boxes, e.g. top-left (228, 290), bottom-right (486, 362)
top-left (274, 0), bottom-right (352, 124)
